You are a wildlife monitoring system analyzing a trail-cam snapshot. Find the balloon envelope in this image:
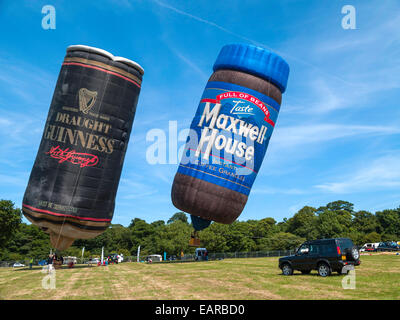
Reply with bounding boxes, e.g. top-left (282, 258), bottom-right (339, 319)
top-left (22, 45), bottom-right (144, 250)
